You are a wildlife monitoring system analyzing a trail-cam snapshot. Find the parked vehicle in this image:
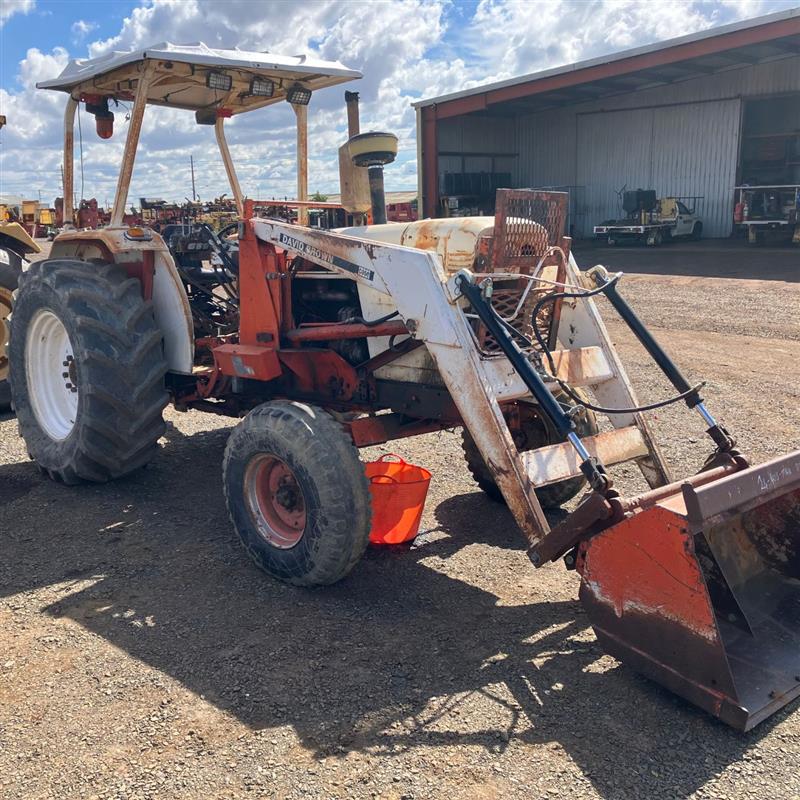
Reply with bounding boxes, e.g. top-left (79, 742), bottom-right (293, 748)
top-left (734, 184), bottom-right (800, 245)
top-left (594, 190), bottom-right (703, 245)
